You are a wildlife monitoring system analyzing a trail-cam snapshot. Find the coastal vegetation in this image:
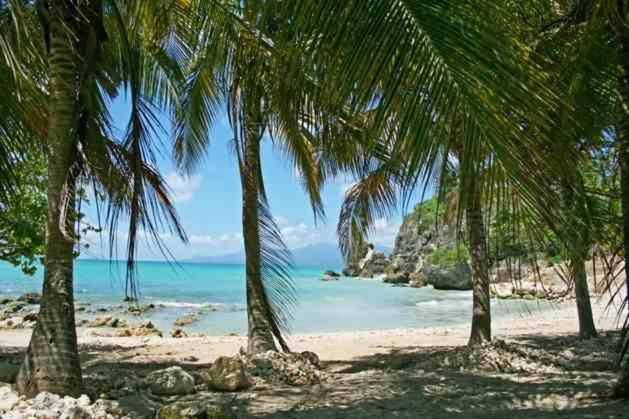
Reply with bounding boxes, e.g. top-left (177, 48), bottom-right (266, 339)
top-left (0, 0), bottom-right (628, 417)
